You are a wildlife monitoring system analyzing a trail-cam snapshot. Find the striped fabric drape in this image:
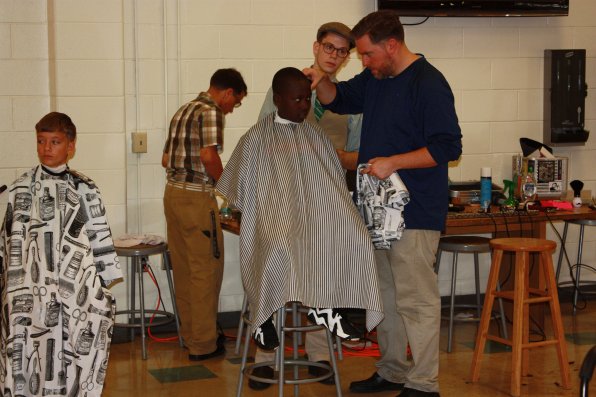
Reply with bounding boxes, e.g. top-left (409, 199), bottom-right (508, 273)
top-left (217, 114), bottom-right (383, 331)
